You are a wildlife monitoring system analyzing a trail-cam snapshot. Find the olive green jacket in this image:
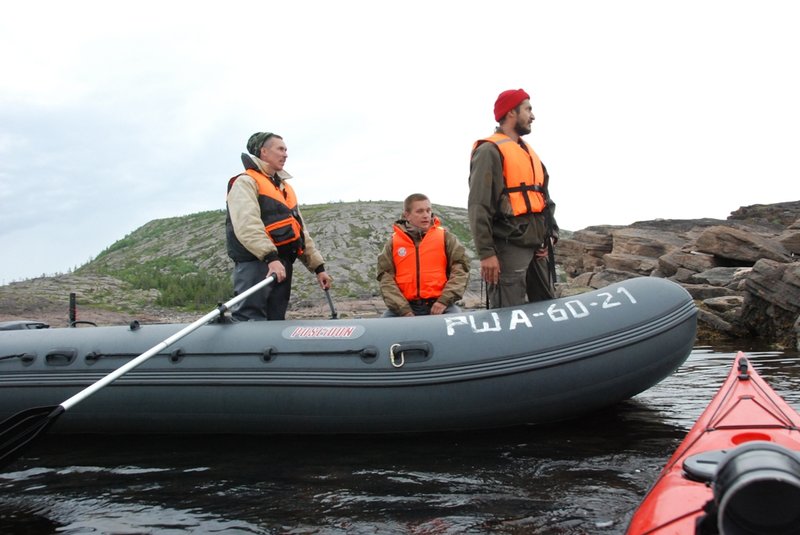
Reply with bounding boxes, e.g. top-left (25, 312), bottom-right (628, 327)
top-left (377, 220), bottom-right (470, 316)
top-left (467, 134), bottom-right (558, 260)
